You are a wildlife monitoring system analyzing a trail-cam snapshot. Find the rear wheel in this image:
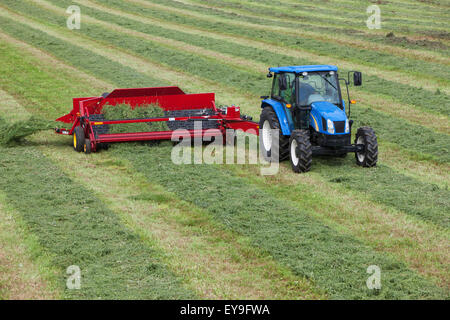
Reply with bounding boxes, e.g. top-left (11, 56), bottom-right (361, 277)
top-left (259, 107), bottom-right (289, 162)
top-left (73, 126), bottom-right (85, 152)
top-left (84, 139), bottom-right (92, 154)
top-left (289, 130), bottom-right (312, 173)
top-left (355, 126), bottom-right (378, 167)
